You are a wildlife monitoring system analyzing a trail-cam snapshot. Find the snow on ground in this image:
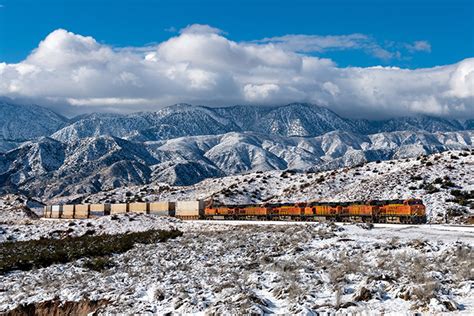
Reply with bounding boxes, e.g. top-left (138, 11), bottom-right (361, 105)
top-left (75, 150), bottom-right (474, 223)
top-left (0, 194), bottom-right (40, 224)
top-left (0, 150), bottom-right (472, 314)
top-left (0, 215), bottom-right (473, 314)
